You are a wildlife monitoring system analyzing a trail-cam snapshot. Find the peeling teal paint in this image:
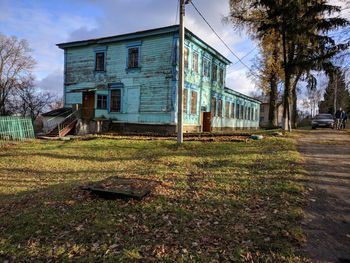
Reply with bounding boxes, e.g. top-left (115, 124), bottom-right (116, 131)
top-left (59, 25), bottom-right (260, 129)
